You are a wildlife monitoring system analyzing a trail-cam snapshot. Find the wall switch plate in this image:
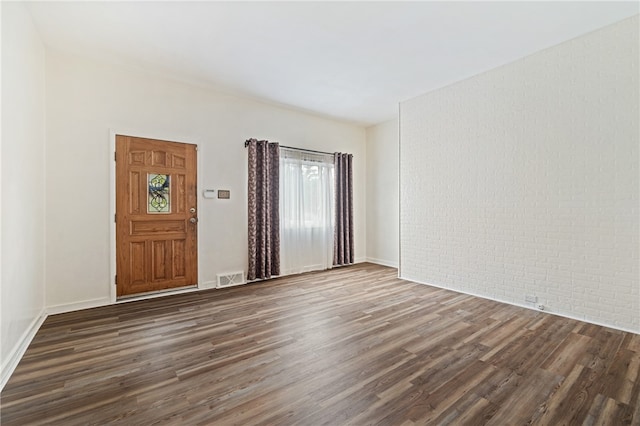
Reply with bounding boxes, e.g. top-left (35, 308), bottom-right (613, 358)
top-left (203, 189), bottom-right (216, 199)
top-left (218, 190), bottom-right (230, 199)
